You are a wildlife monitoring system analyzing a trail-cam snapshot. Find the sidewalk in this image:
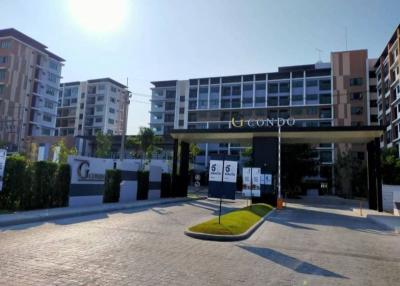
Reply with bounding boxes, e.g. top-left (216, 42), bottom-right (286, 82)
top-left (0, 196), bottom-right (204, 227)
top-left (352, 207), bottom-right (400, 234)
